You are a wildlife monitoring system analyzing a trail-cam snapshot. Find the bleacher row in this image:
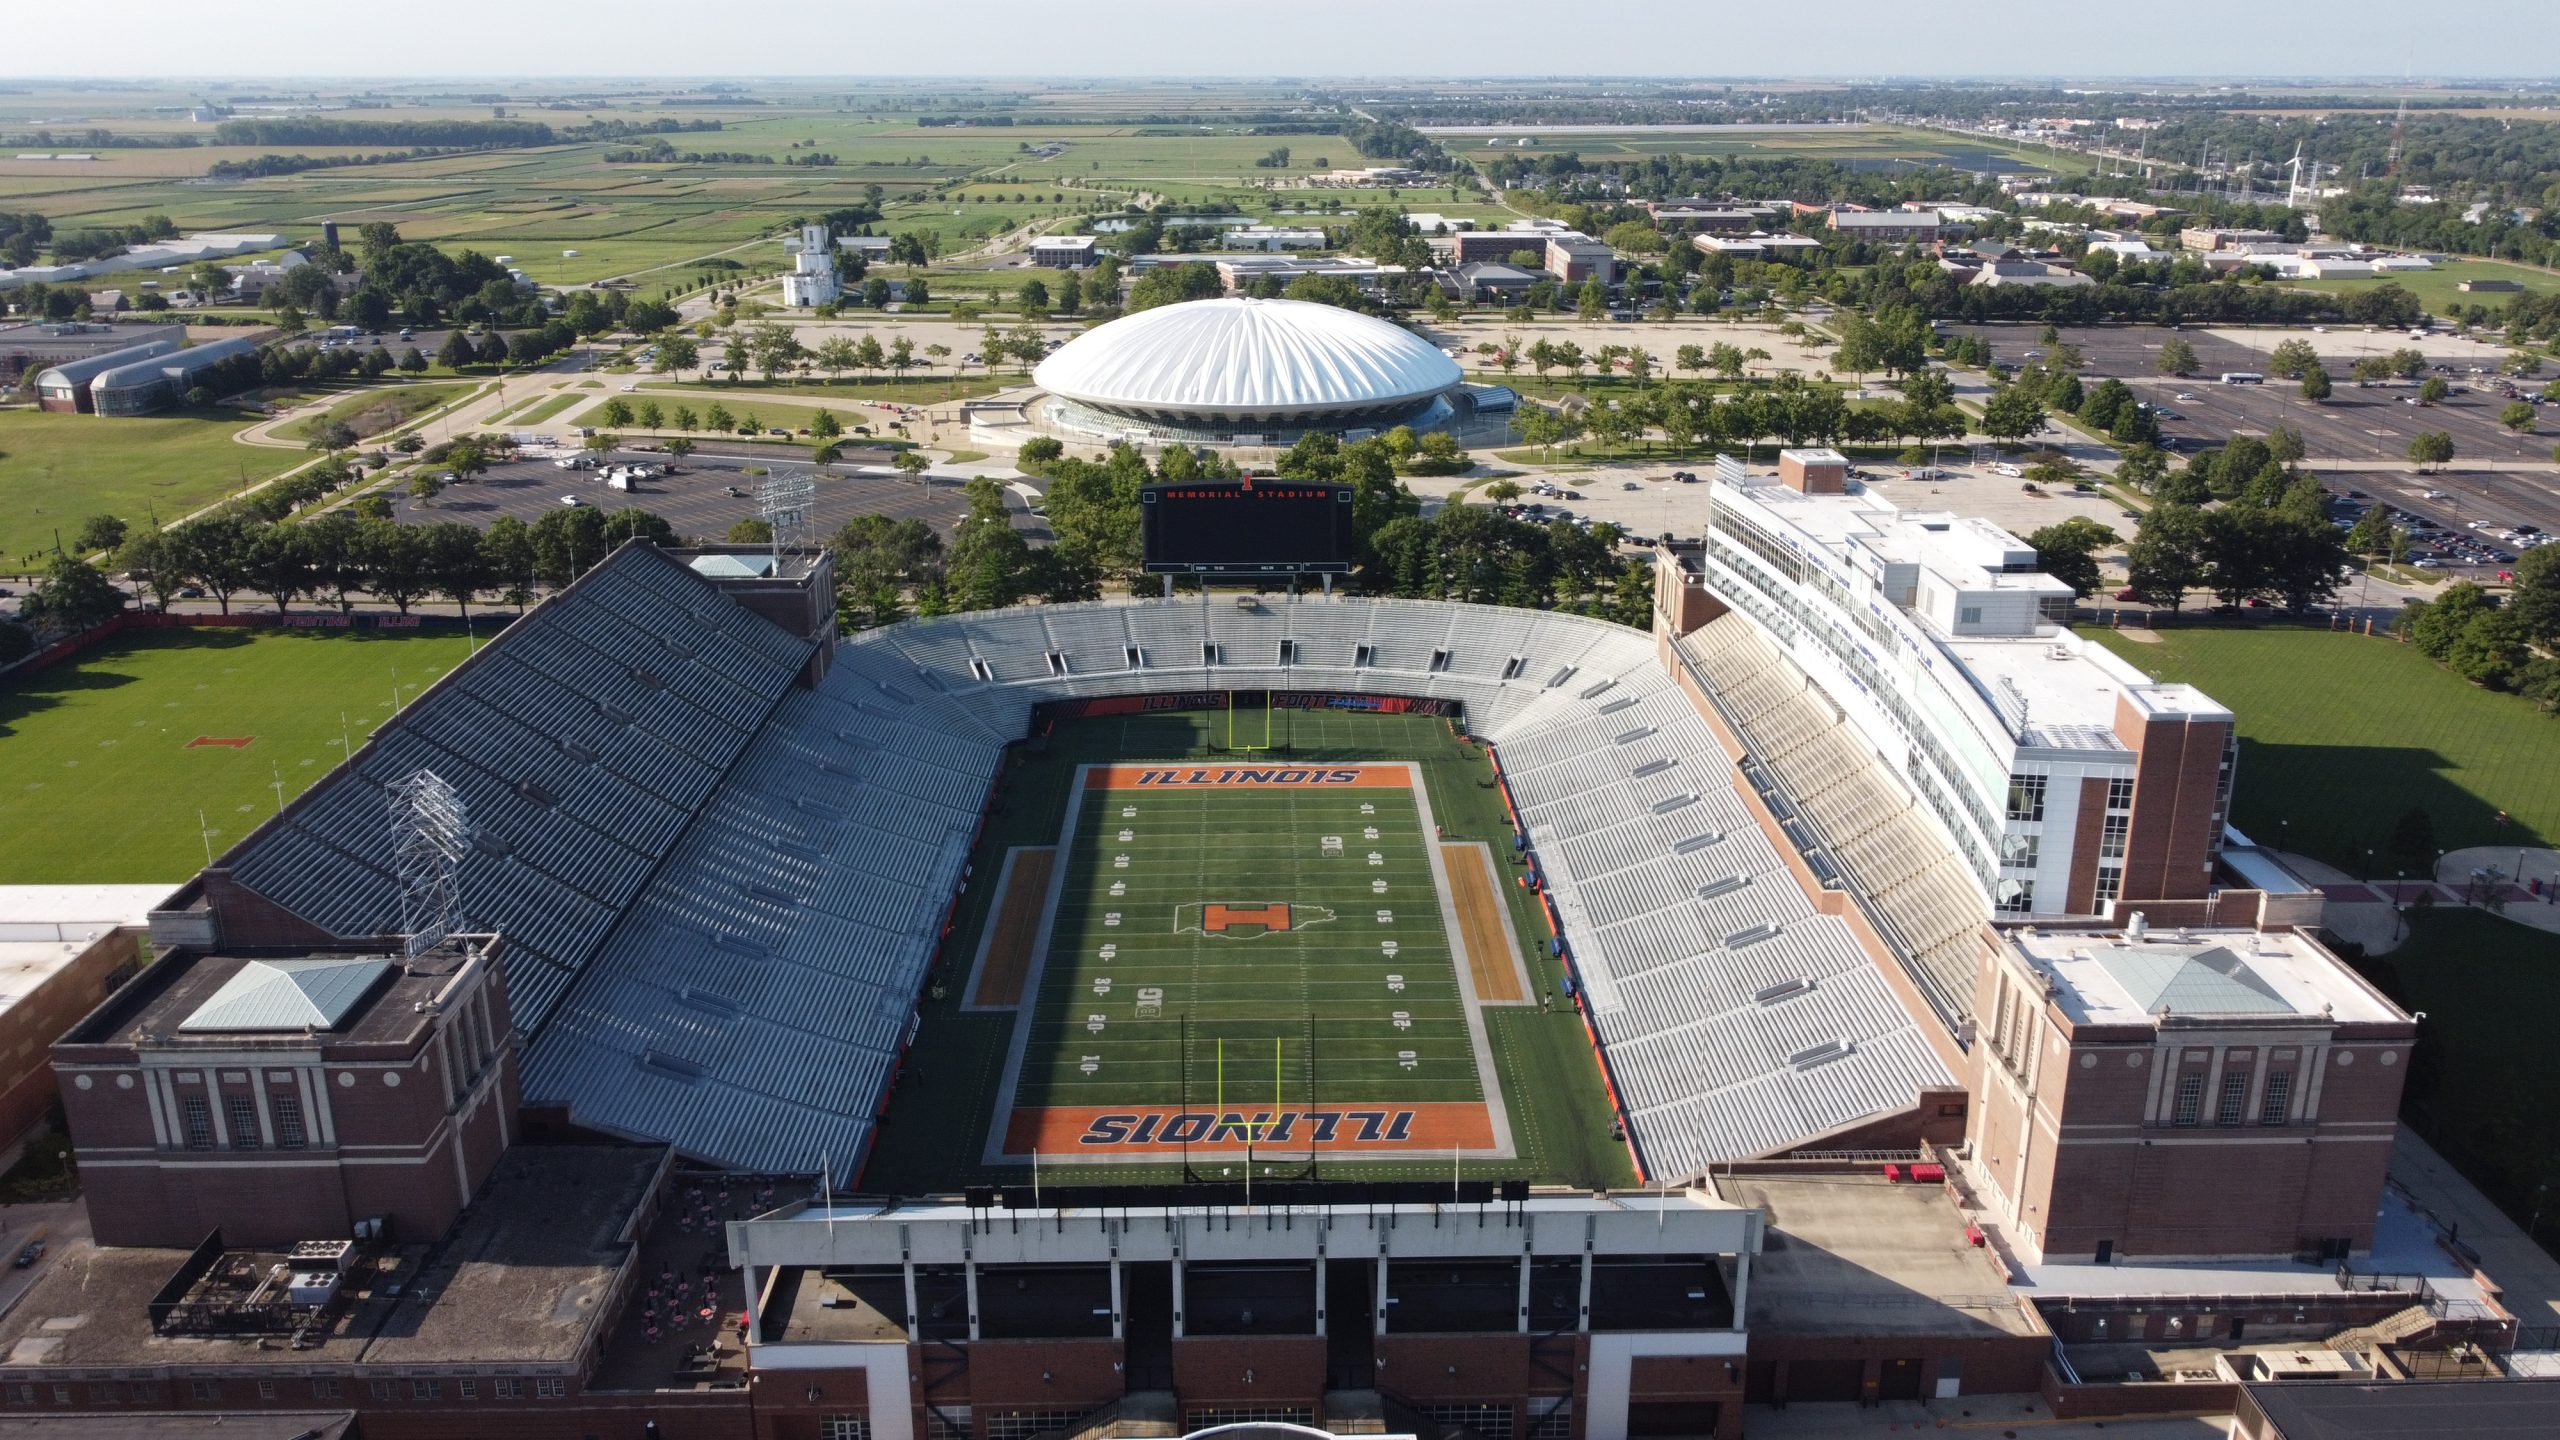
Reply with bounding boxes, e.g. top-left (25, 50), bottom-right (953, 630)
top-left (1674, 614), bottom-right (1988, 1035)
top-left (848, 596), bottom-right (1953, 1182)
